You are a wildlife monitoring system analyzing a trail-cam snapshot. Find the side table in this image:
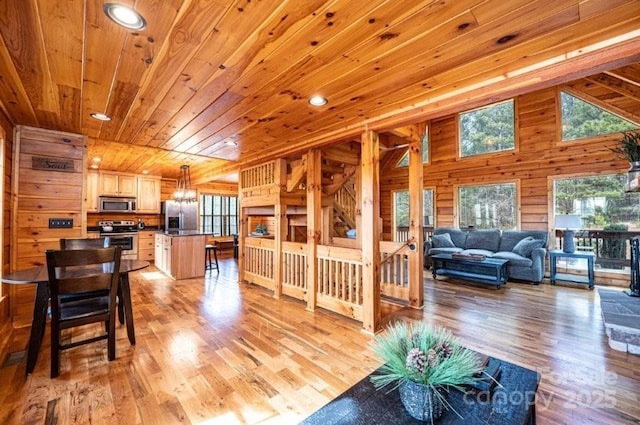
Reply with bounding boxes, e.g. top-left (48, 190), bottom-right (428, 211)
top-left (549, 250), bottom-right (595, 289)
